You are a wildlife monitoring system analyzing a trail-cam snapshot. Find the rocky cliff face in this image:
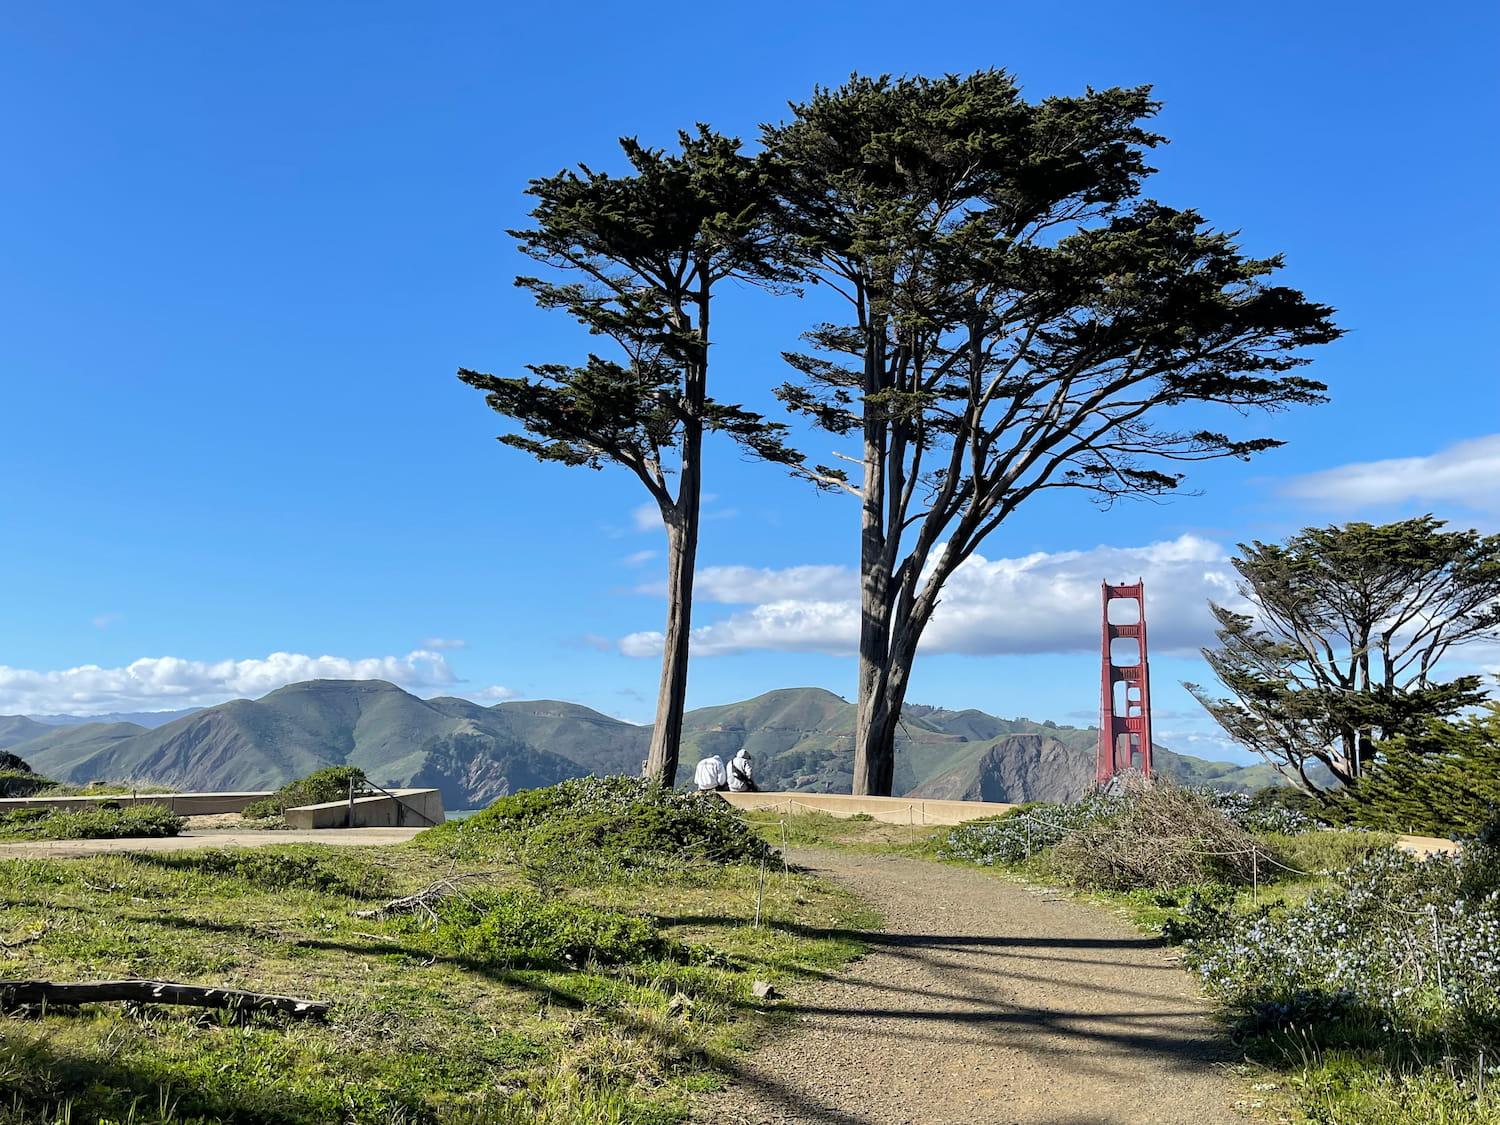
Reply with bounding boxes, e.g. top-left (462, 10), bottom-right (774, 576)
top-left (908, 734), bottom-right (1096, 803)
